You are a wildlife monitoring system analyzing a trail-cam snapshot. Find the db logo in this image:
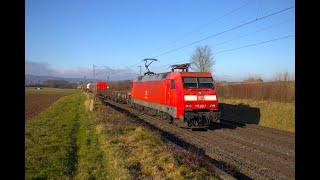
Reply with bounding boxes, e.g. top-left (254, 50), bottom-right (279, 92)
top-left (197, 96), bottom-right (204, 100)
